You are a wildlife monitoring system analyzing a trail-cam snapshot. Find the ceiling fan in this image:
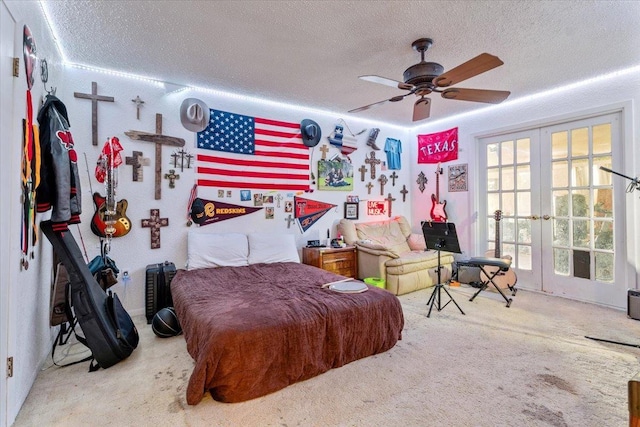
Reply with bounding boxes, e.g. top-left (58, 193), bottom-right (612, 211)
top-left (349, 38), bottom-right (511, 122)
